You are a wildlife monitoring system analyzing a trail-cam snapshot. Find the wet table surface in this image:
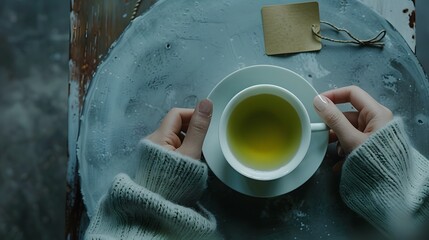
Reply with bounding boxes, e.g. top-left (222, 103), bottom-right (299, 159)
top-left (67, 0), bottom-right (427, 239)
